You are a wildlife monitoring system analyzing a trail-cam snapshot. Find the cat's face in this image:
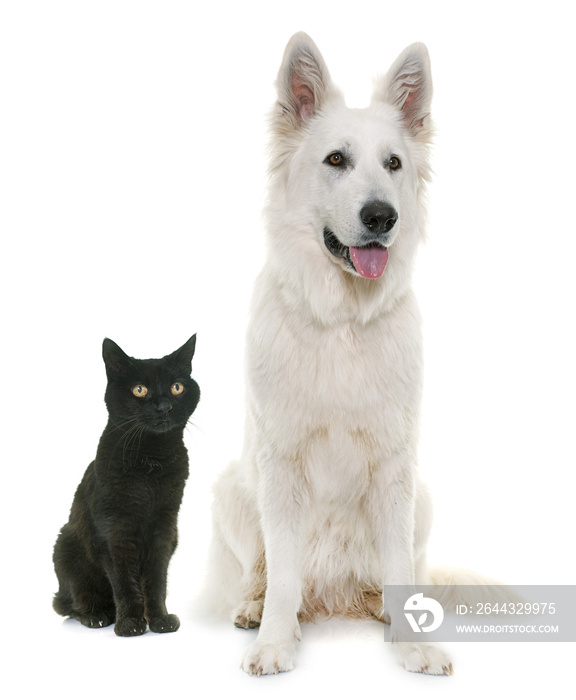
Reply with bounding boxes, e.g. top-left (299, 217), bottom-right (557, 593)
top-left (102, 336), bottom-right (200, 434)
